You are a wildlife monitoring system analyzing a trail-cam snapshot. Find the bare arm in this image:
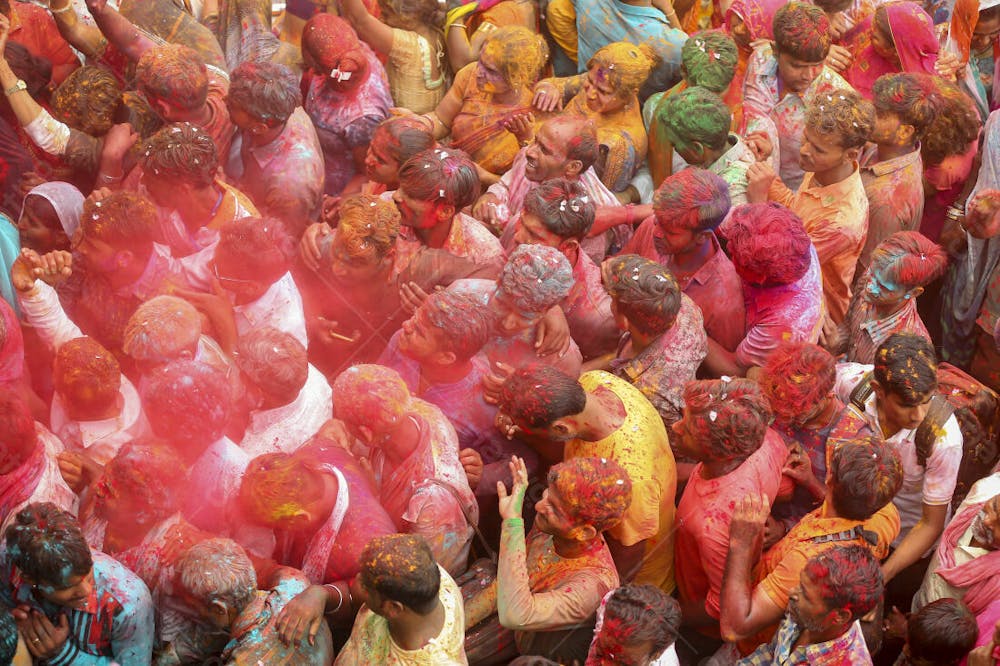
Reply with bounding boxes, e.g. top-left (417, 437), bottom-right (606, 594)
top-left (703, 336), bottom-right (750, 378)
top-left (340, 0), bottom-right (394, 55)
top-left (49, 0), bottom-right (107, 59)
top-left (85, 0), bottom-right (157, 63)
top-left (881, 503), bottom-right (948, 582)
